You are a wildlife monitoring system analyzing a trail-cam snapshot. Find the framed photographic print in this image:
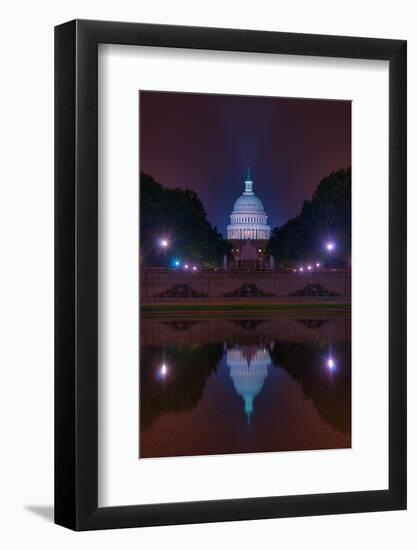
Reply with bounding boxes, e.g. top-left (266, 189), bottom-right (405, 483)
top-left (55, 20), bottom-right (407, 530)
